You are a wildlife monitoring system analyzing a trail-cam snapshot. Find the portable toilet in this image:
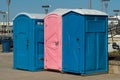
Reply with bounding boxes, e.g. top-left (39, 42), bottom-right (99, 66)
top-left (44, 9), bottom-right (108, 74)
top-left (13, 12), bottom-right (45, 71)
